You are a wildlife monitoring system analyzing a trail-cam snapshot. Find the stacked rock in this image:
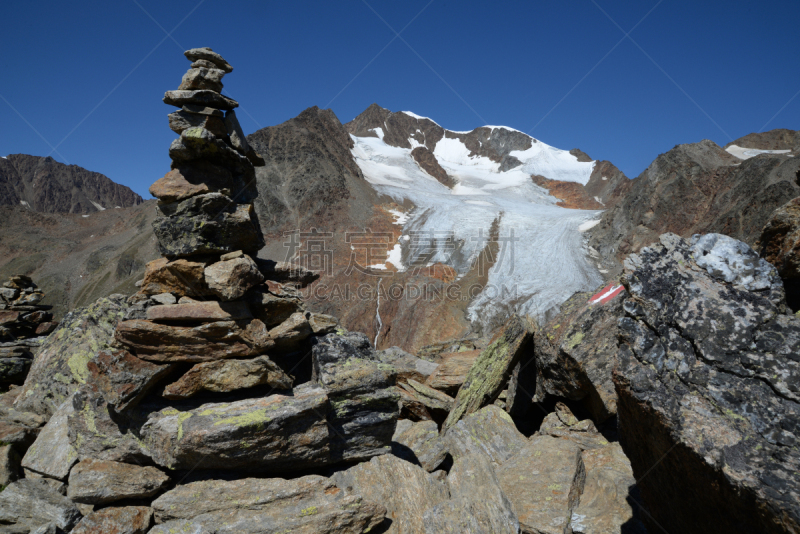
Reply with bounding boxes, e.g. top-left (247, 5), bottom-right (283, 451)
top-left (0, 275), bottom-right (58, 385)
